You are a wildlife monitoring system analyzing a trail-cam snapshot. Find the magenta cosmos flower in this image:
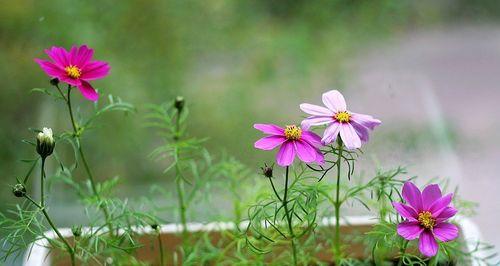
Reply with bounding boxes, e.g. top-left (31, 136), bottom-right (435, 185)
top-left (393, 182), bottom-right (459, 257)
top-left (254, 124), bottom-right (324, 167)
top-left (300, 90), bottom-right (381, 149)
top-left (35, 45), bottom-right (110, 101)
